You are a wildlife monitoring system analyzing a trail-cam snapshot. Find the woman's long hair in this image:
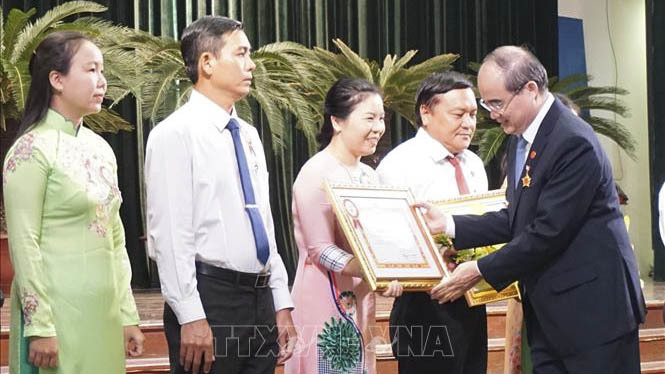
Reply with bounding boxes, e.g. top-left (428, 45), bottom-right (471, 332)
top-left (15, 31), bottom-right (91, 138)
